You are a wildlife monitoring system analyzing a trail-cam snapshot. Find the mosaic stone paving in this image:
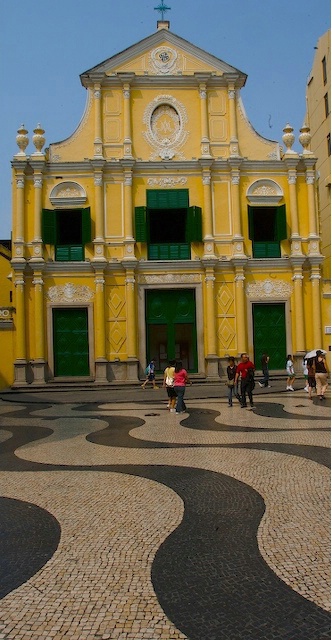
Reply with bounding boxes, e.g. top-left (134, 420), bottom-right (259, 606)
top-left (0, 393), bottom-right (330, 639)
